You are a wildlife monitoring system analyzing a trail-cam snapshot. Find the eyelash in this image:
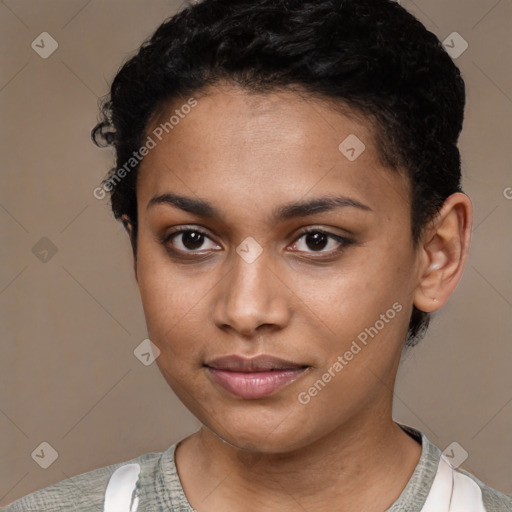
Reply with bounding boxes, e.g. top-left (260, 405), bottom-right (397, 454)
top-left (160, 226), bottom-right (354, 260)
